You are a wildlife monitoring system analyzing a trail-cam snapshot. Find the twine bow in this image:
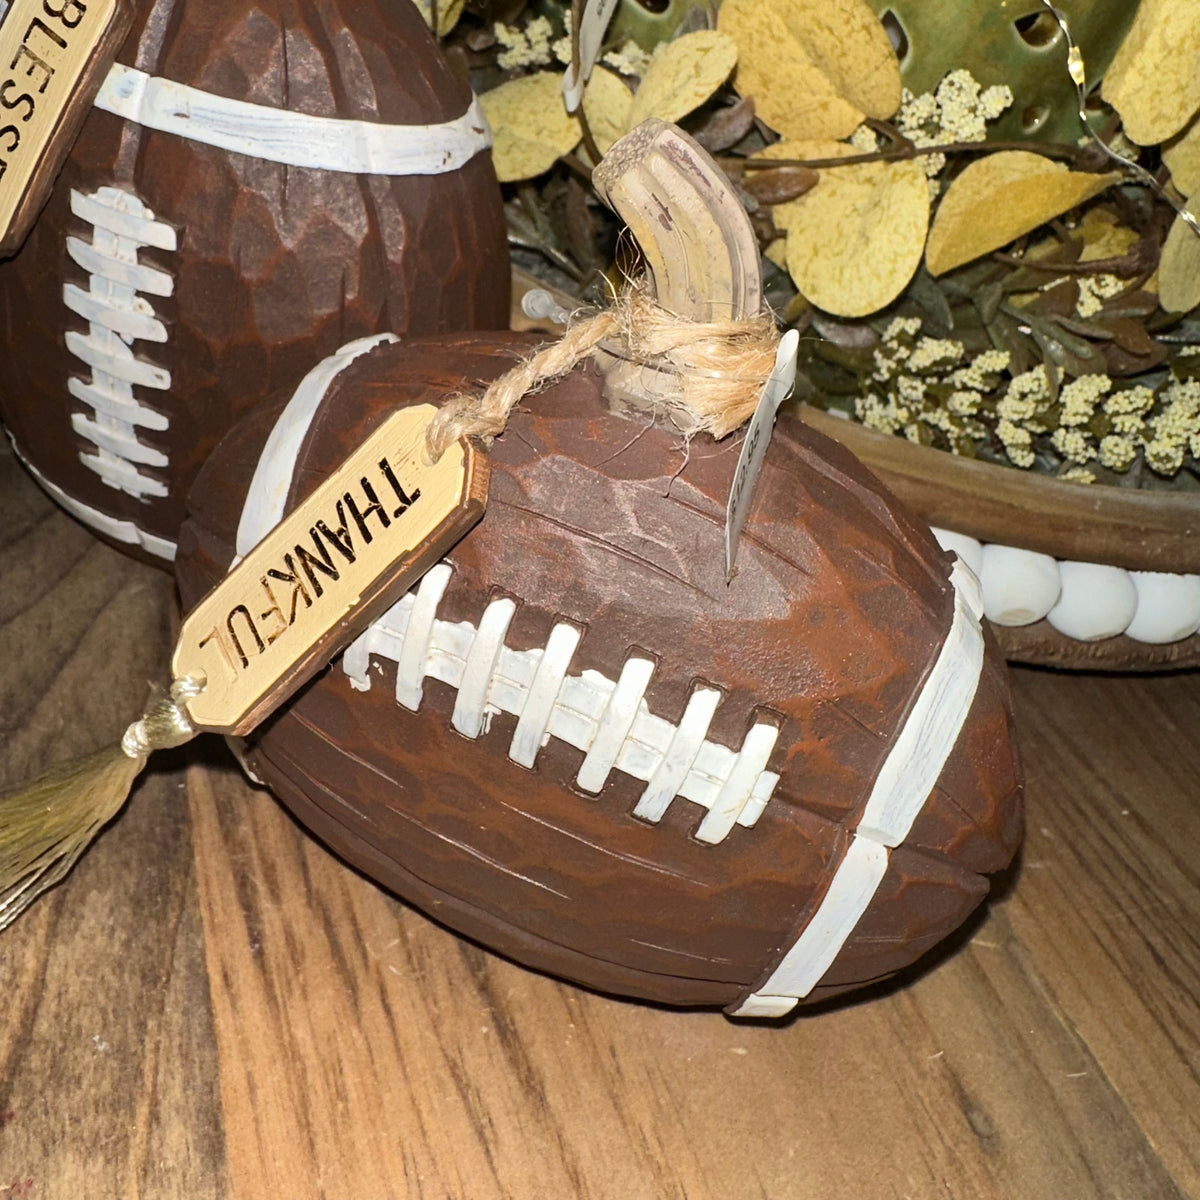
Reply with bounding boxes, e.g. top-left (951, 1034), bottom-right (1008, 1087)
top-left (425, 281), bottom-right (782, 462)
